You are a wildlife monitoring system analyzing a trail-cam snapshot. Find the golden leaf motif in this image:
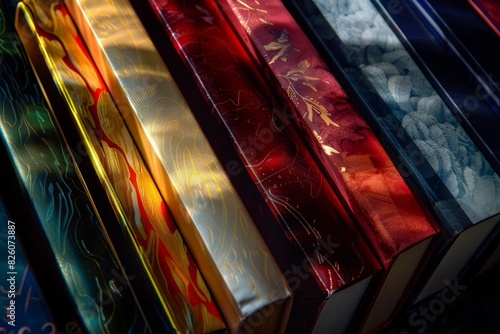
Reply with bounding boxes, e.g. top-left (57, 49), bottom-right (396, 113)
top-left (313, 131), bottom-right (339, 156)
top-left (266, 31), bottom-right (338, 128)
top-left (264, 30), bottom-right (291, 64)
top-left (284, 61), bottom-right (322, 90)
top-left (264, 41), bottom-right (286, 51)
top-left (322, 144), bottom-right (339, 156)
top-left (302, 81), bottom-right (317, 92)
top-left (236, 0), bottom-right (268, 14)
top-left (279, 61), bottom-right (338, 126)
top-left (304, 96), bottom-right (339, 127)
